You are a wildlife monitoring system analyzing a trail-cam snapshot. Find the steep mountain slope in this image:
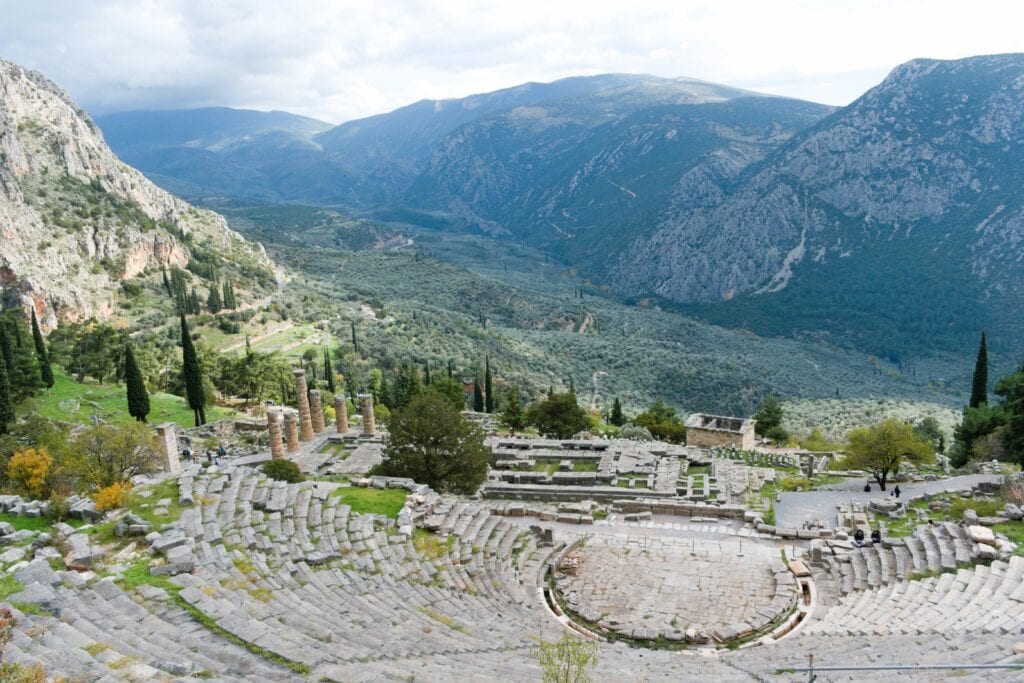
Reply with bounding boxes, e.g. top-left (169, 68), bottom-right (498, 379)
top-left (612, 54), bottom-right (1024, 357)
top-left (0, 60), bottom-right (274, 328)
top-left (404, 93), bottom-right (830, 264)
